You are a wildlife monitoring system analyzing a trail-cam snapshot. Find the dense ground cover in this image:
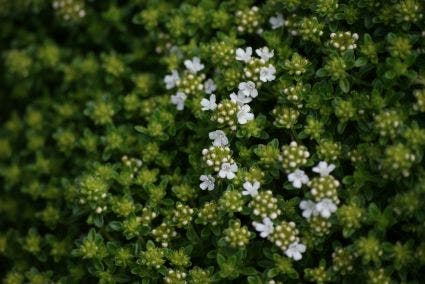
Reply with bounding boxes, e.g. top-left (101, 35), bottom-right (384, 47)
top-left (1, 0), bottom-right (425, 283)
